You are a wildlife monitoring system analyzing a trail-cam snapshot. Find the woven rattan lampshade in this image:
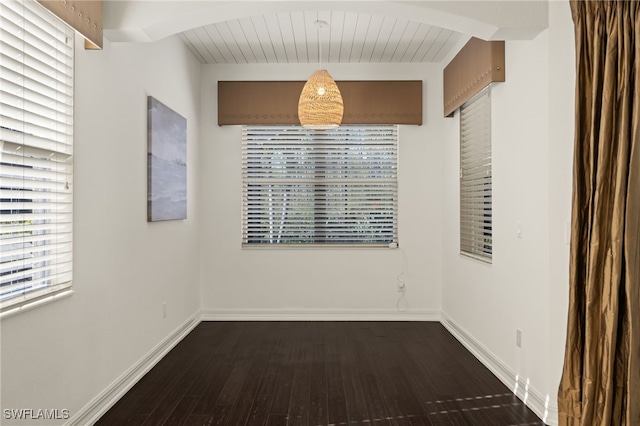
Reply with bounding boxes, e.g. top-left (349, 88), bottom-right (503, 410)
top-left (298, 69), bottom-right (344, 129)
